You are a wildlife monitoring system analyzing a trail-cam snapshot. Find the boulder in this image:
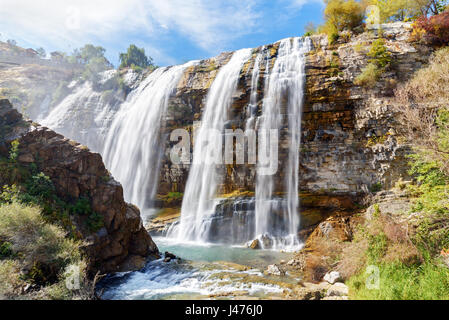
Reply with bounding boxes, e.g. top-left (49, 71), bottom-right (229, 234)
top-left (326, 282), bottom-right (349, 297)
top-left (248, 239), bottom-right (260, 249)
top-left (323, 271), bottom-right (342, 284)
top-left (265, 264), bottom-right (286, 276)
